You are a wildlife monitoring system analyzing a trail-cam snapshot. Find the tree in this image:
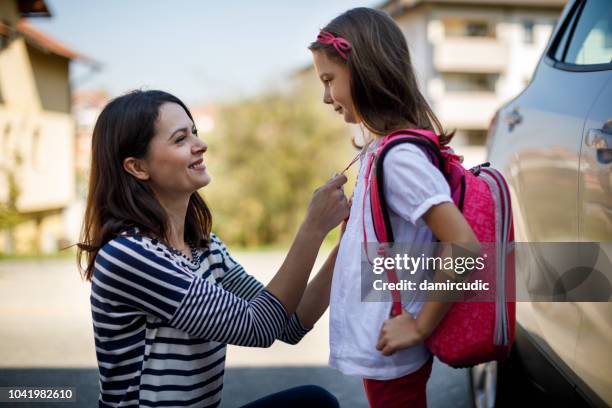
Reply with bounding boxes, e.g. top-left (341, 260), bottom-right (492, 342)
top-left (203, 83), bottom-right (356, 247)
top-left (0, 152), bottom-right (23, 253)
